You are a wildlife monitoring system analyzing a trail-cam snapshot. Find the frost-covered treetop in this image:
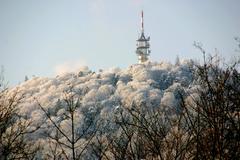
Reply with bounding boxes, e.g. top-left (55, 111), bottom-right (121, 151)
top-left (5, 60), bottom-right (203, 159)
top-left (10, 60), bottom-right (194, 117)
